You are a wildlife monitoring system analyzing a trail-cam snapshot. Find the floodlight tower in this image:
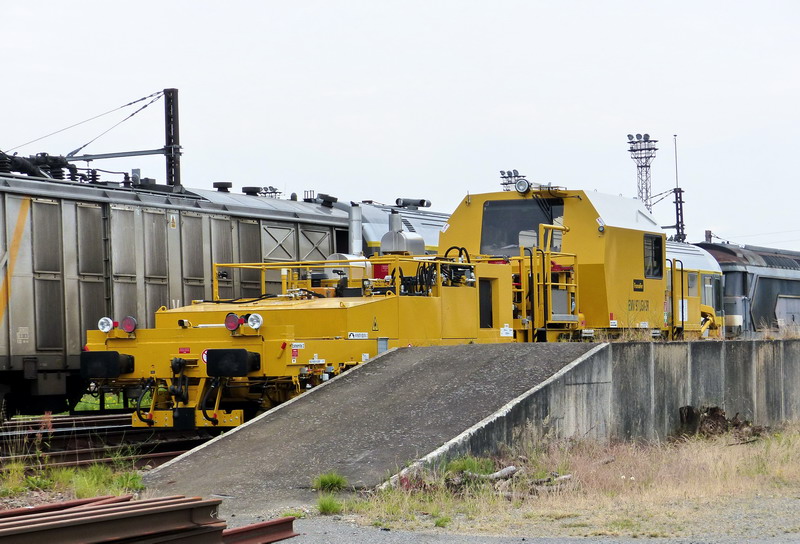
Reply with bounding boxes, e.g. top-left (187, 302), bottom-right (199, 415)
top-left (627, 133), bottom-right (658, 211)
